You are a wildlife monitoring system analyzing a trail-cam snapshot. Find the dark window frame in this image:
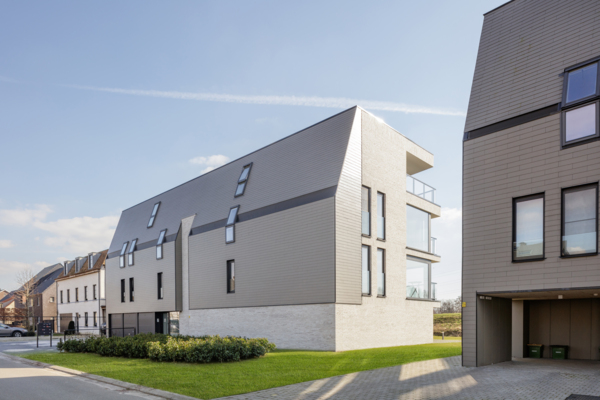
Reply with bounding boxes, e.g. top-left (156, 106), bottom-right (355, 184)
top-left (75, 287), bottom-right (79, 302)
top-left (128, 239), bottom-right (137, 266)
top-left (512, 193), bottom-right (546, 263)
top-left (561, 182), bottom-right (599, 258)
top-left (225, 205), bottom-right (240, 244)
top-left (234, 163), bottom-right (253, 198)
top-left (157, 272), bottom-right (163, 300)
top-left (377, 192), bottom-right (386, 240)
top-left (129, 277), bottom-right (134, 302)
top-left (67, 289), bottom-right (70, 303)
top-left (227, 260), bottom-right (235, 294)
top-left (156, 229), bottom-right (167, 260)
top-left (119, 242), bottom-right (128, 268)
top-left (93, 284), bottom-right (97, 300)
top-left (362, 186), bottom-right (371, 237)
top-left (147, 202), bottom-right (161, 228)
top-left (84, 286), bottom-right (88, 301)
top-left (120, 279), bottom-right (125, 303)
top-left (560, 100), bottom-right (600, 148)
top-left (377, 248), bottom-right (386, 297)
top-left (362, 245), bottom-right (371, 296)
top-left (93, 311), bottom-right (97, 327)
top-left (60, 290), bottom-right (63, 303)
top-left (562, 60), bottom-right (600, 108)
top-left (85, 312), bottom-right (88, 327)
top-left (406, 255), bottom-right (432, 300)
